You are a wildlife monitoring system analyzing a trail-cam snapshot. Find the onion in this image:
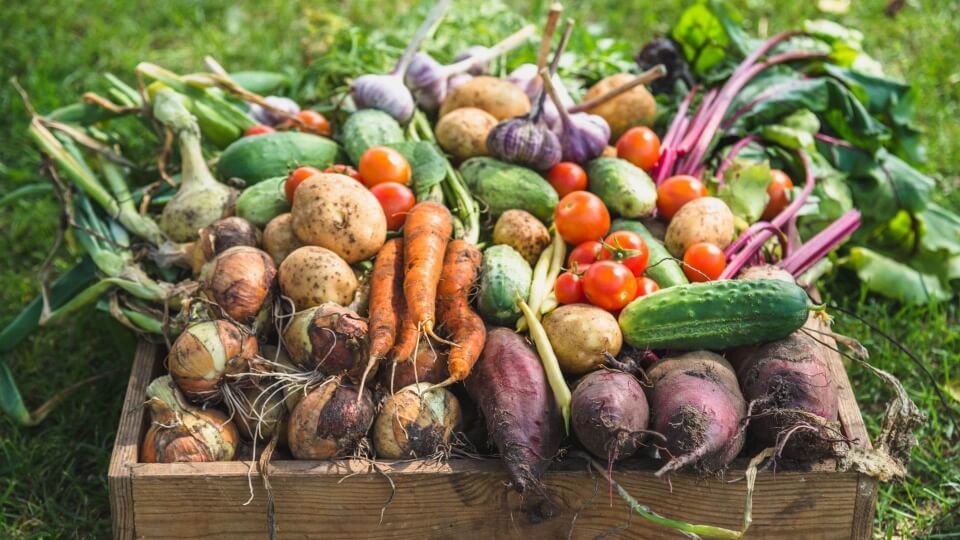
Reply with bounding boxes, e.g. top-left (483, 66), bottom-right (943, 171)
top-left (282, 303), bottom-right (369, 381)
top-left (199, 246), bottom-right (277, 324)
top-left (141, 375), bottom-right (240, 463)
top-left (190, 217), bottom-right (260, 274)
top-left (287, 380), bottom-right (375, 459)
top-left (374, 382), bottom-right (462, 459)
top-left (167, 319), bottom-right (258, 404)
top-left (234, 381), bottom-right (288, 442)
